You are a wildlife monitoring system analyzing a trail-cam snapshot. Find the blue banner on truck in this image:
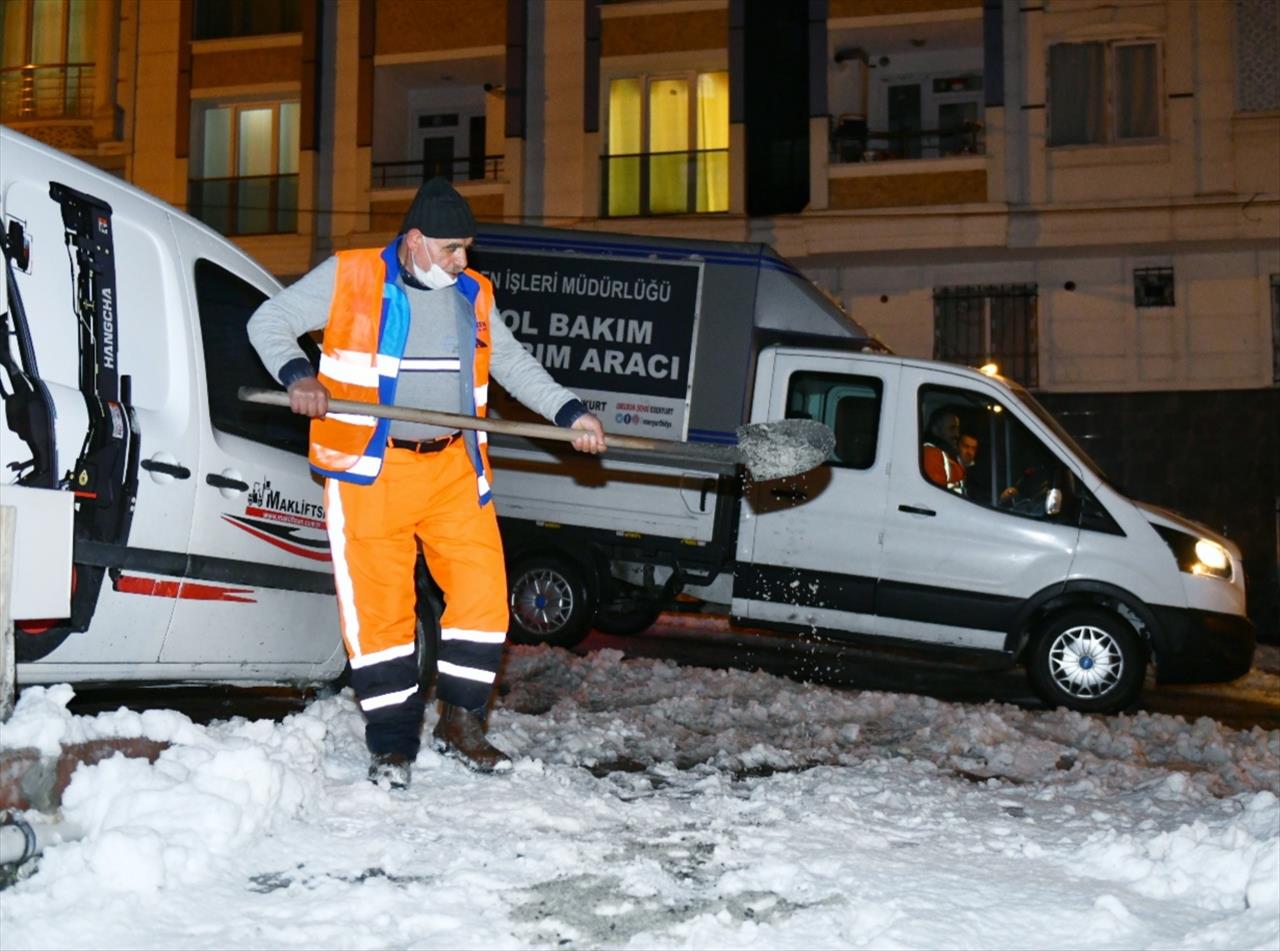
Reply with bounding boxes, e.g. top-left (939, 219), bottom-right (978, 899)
top-left (474, 249), bottom-right (702, 439)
